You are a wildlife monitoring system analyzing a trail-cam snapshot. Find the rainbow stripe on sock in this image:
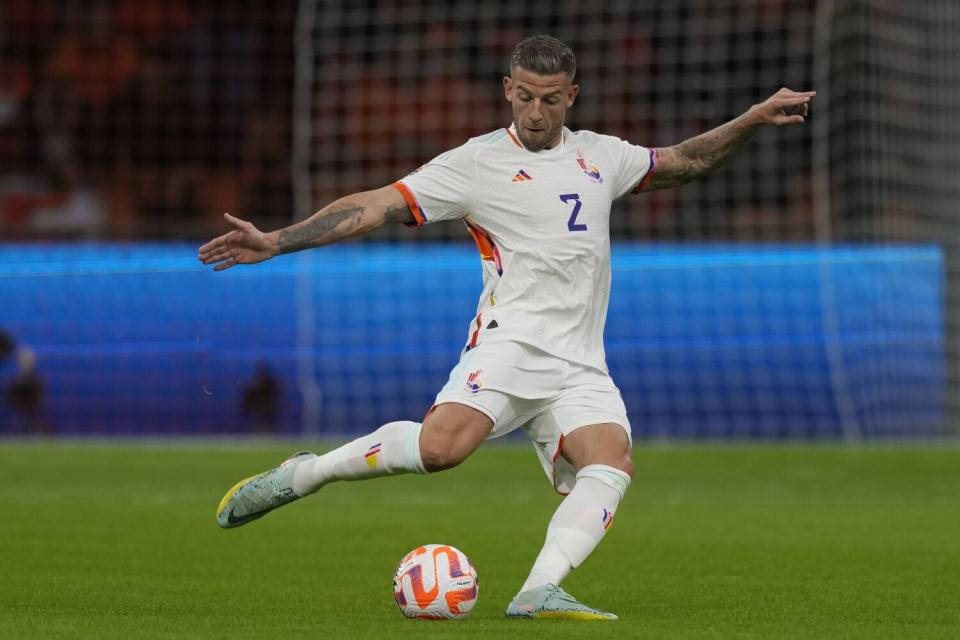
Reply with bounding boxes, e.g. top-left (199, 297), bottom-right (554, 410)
top-left (364, 443), bottom-right (382, 470)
